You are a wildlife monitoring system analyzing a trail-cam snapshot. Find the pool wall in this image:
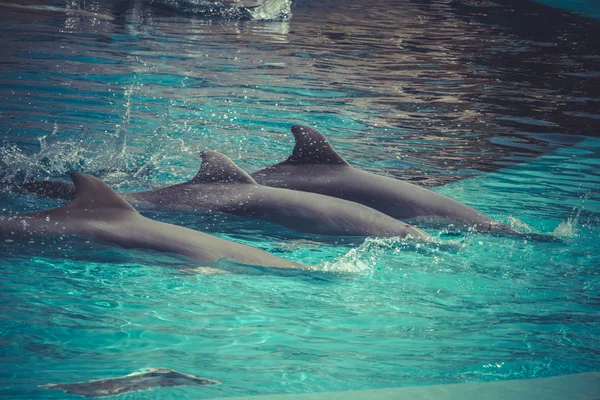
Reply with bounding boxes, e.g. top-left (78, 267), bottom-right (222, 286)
top-left (205, 372), bottom-right (600, 400)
